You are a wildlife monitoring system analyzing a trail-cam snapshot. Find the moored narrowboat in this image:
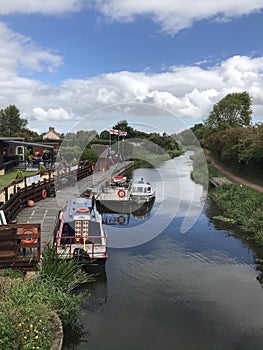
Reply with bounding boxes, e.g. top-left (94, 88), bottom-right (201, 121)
top-left (55, 197), bottom-right (108, 265)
